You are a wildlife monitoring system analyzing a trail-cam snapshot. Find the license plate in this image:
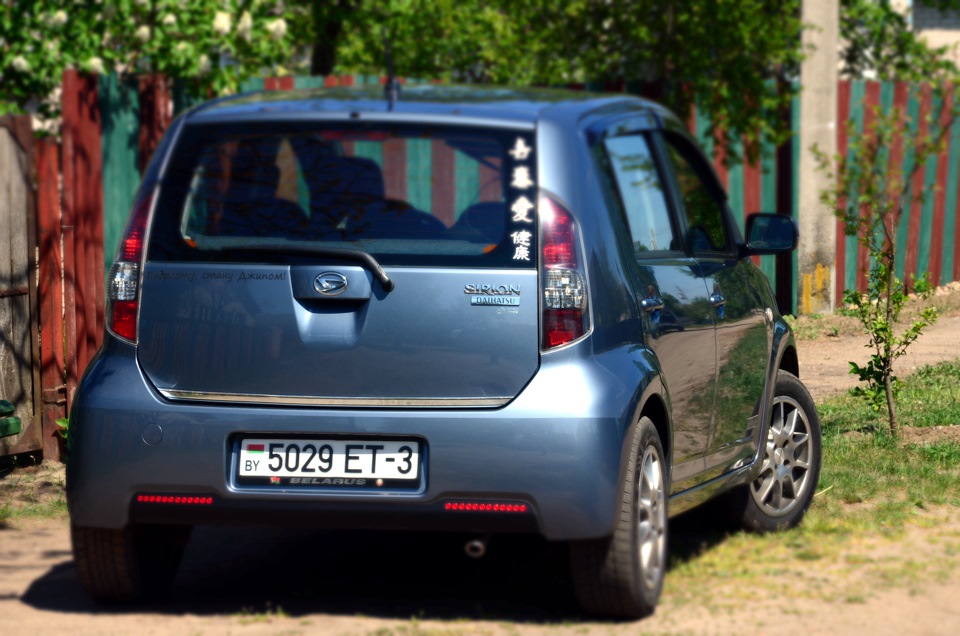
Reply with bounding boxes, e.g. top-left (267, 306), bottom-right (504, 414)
top-left (237, 438), bottom-right (420, 488)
